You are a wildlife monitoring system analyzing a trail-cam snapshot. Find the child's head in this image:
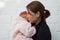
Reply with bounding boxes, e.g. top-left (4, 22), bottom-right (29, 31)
top-left (19, 11), bottom-right (27, 19)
